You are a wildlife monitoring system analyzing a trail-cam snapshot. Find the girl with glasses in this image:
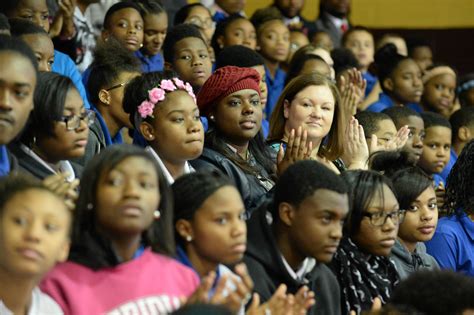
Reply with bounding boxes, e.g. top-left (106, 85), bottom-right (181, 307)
top-left (330, 170), bottom-right (402, 315)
